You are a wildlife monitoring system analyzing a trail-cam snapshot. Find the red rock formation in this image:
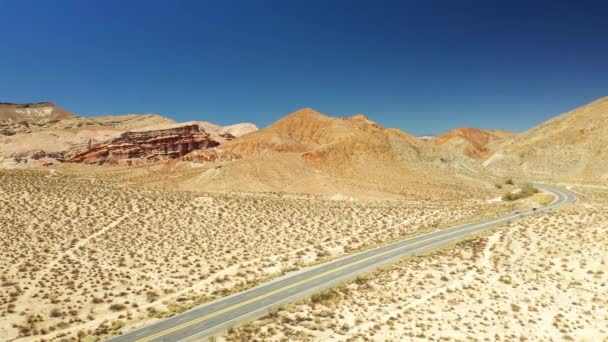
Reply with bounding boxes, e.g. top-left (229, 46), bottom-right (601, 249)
top-left (67, 124), bottom-right (220, 165)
